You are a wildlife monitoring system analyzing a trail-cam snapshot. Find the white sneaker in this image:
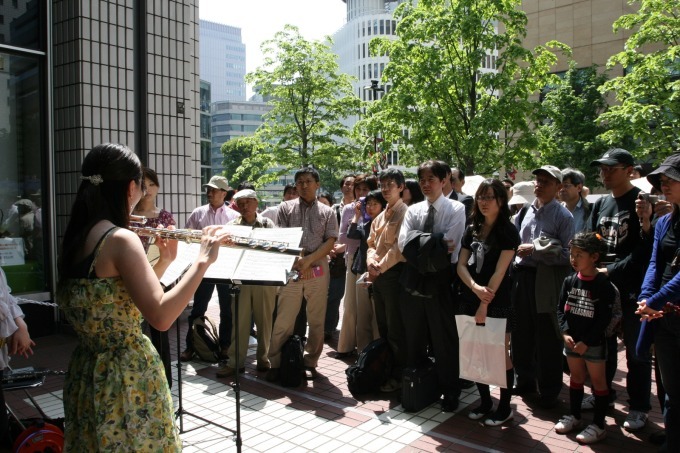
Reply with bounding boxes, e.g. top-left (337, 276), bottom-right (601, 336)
top-left (581, 393), bottom-right (615, 410)
top-left (581, 394), bottom-right (596, 410)
top-left (555, 415), bottom-right (581, 434)
top-left (576, 423), bottom-right (607, 444)
top-left (623, 410), bottom-right (648, 431)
